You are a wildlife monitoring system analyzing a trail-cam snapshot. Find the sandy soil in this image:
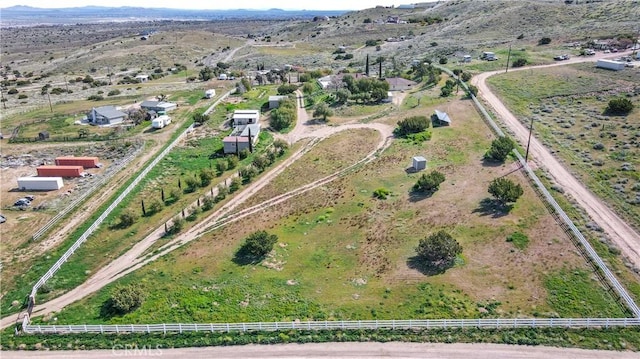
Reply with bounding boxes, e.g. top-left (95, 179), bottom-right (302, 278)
top-left (472, 50), bottom-right (640, 270)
